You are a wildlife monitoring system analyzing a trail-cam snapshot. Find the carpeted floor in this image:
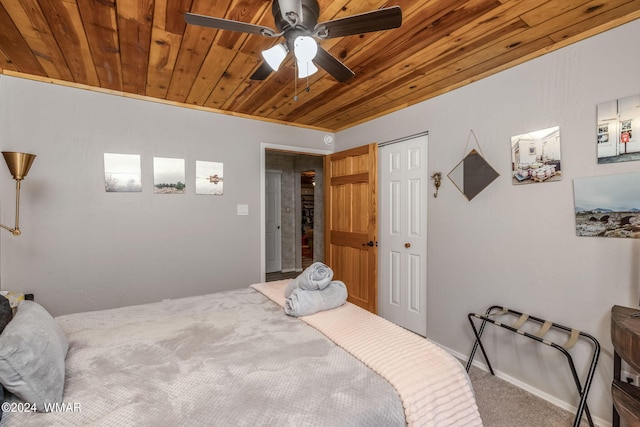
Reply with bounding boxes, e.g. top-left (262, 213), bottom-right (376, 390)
top-left (467, 365), bottom-right (592, 426)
